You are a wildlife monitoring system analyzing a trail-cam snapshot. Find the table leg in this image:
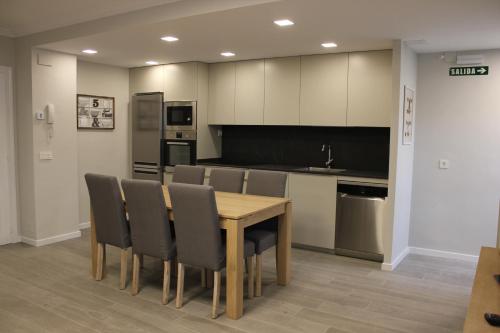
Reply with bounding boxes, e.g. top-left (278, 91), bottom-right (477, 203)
top-left (276, 202), bottom-right (292, 285)
top-left (90, 207), bottom-right (97, 279)
top-left (225, 220), bottom-right (244, 319)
